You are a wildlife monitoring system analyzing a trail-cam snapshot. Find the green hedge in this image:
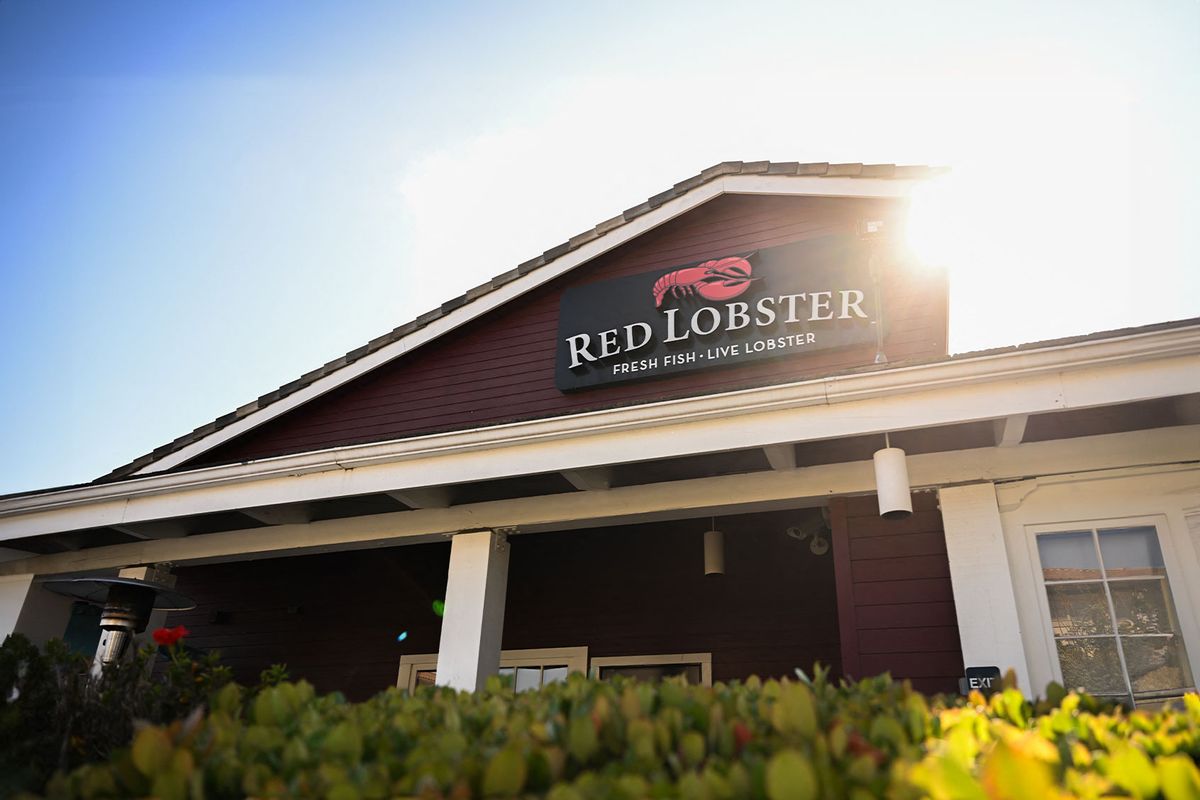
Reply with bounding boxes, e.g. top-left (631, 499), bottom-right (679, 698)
top-left (31, 665), bottom-right (1200, 800)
